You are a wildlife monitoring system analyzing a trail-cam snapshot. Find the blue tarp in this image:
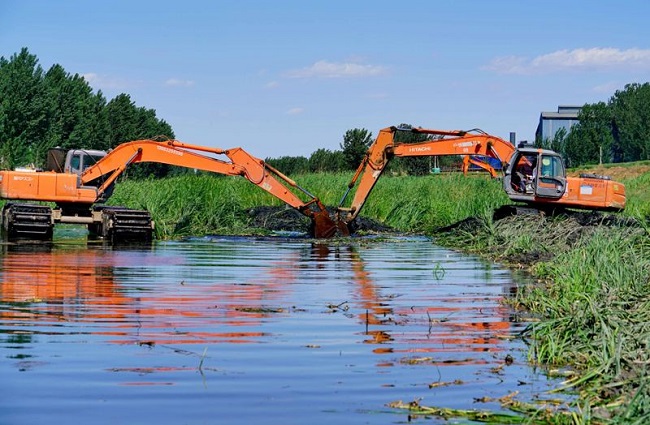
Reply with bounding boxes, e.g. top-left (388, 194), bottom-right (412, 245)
top-left (468, 155), bottom-right (503, 171)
